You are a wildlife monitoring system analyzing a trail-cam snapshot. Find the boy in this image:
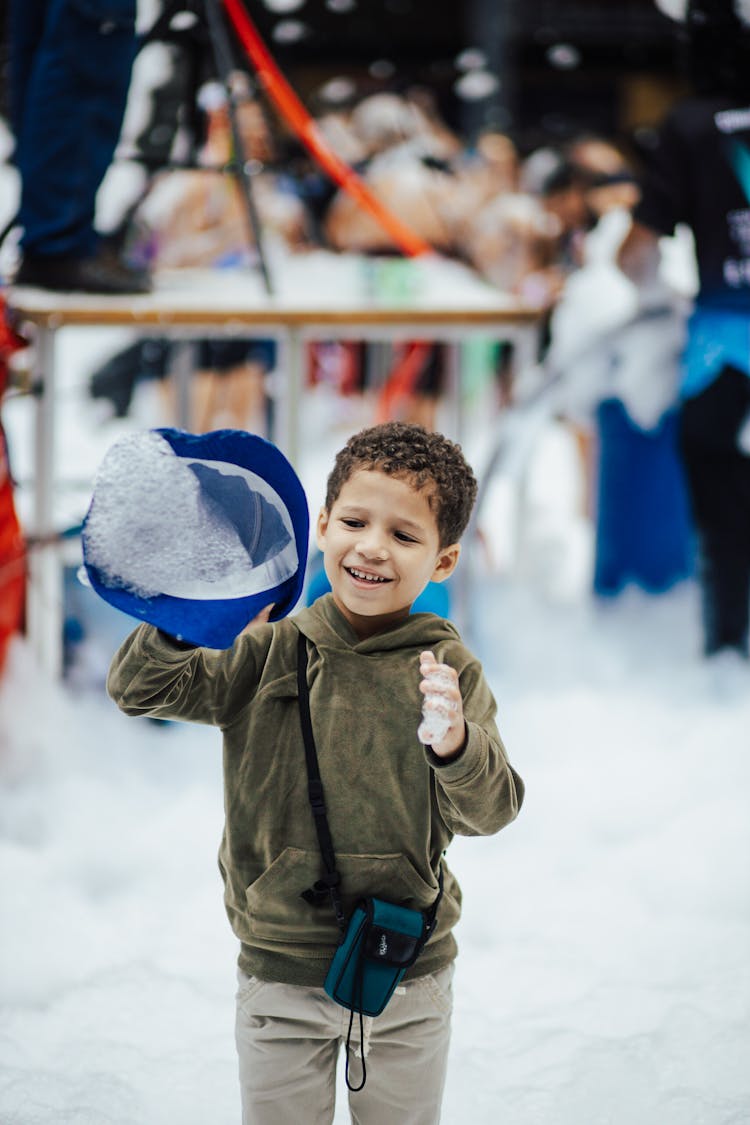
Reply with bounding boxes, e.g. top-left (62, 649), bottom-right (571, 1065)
top-left (107, 421), bottom-right (524, 1124)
